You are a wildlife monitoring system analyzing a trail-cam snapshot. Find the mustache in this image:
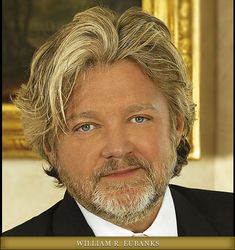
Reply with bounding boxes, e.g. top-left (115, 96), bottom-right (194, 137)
top-left (93, 155), bottom-right (153, 183)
